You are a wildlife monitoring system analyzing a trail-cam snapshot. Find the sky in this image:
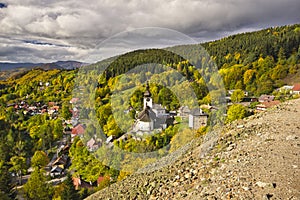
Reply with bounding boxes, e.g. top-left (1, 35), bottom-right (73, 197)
top-left (0, 0), bottom-right (299, 63)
